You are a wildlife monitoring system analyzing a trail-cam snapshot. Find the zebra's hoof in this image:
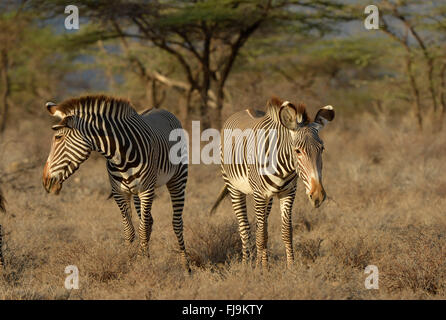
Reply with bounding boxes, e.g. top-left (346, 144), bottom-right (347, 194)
top-left (124, 239), bottom-right (134, 246)
top-left (138, 246), bottom-right (150, 258)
